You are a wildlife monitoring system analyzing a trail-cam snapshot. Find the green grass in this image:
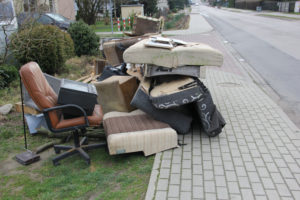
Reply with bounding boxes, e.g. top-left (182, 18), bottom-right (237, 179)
top-left (164, 13), bottom-right (187, 30)
top-left (91, 21), bottom-right (118, 32)
top-left (0, 78), bottom-right (20, 106)
top-left (285, 12), bottom-right (300, 15)
top-left (0, 113), bottom-right (154, 200)
top-left (257, 14), bottom-right (300, 20)
top-left (0, 56), bottom-right (154, 200)
top-left (0, 135), bottom-right (154, 199)
top-left (91, 20), bottom-right (132, 33)
top-left (228, 9), bottom-right (242, 13)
